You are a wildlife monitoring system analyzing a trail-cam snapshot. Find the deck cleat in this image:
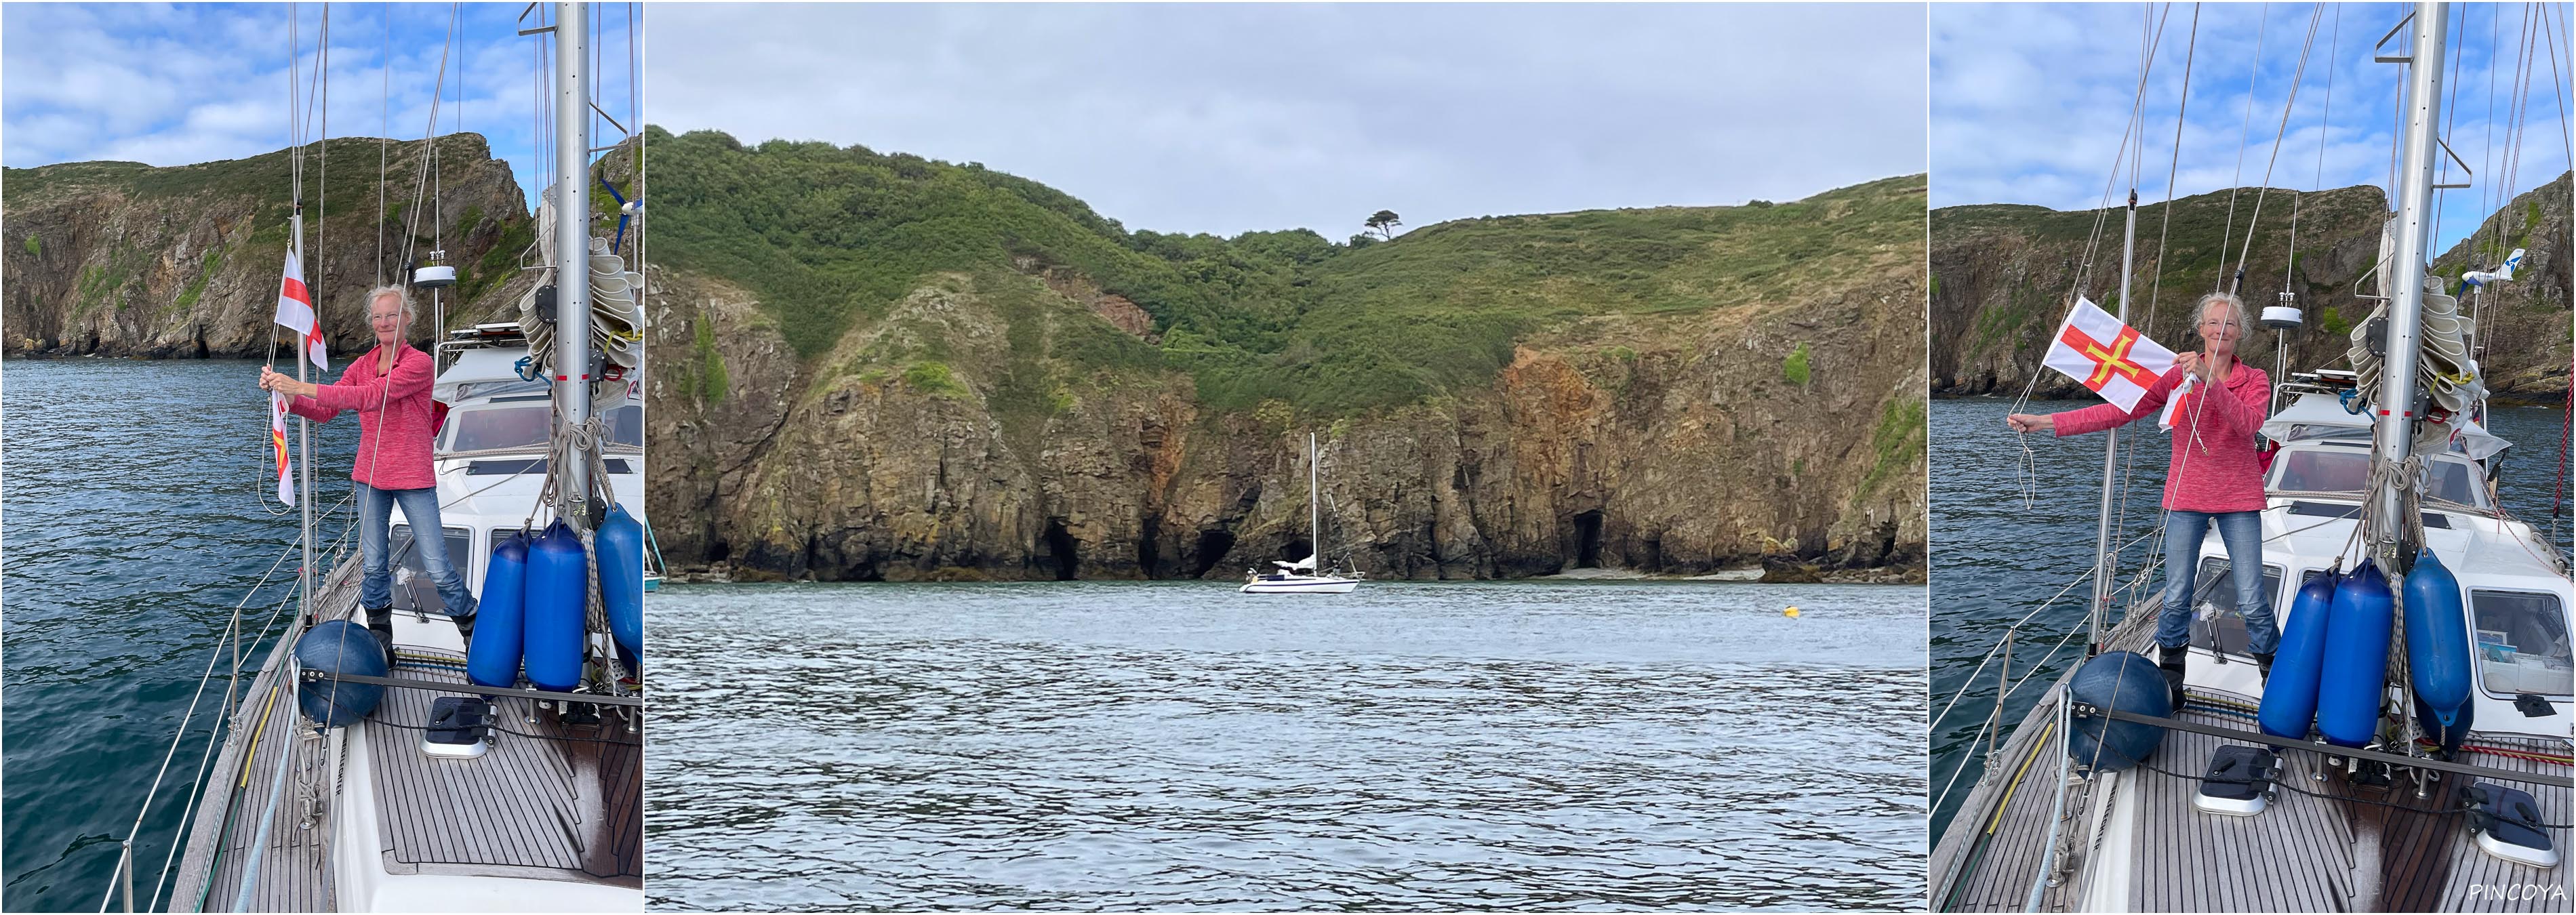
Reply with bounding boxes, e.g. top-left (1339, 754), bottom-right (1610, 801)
top-left (2466, 781), bottom-right (2562, 868)
top-left (2192, 746), bottom-right (2278, 816)
top-left (421, 697), bottom-right (494, 760)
